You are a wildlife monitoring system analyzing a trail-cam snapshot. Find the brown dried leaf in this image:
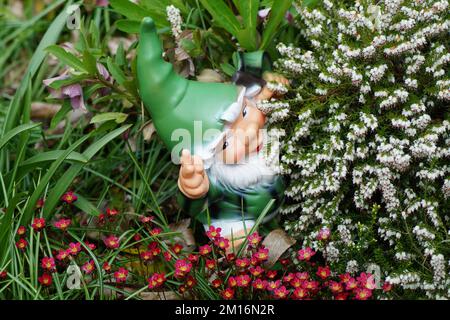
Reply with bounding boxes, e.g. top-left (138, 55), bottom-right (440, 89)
top-left (262, 229), bottom-right (296, 268)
